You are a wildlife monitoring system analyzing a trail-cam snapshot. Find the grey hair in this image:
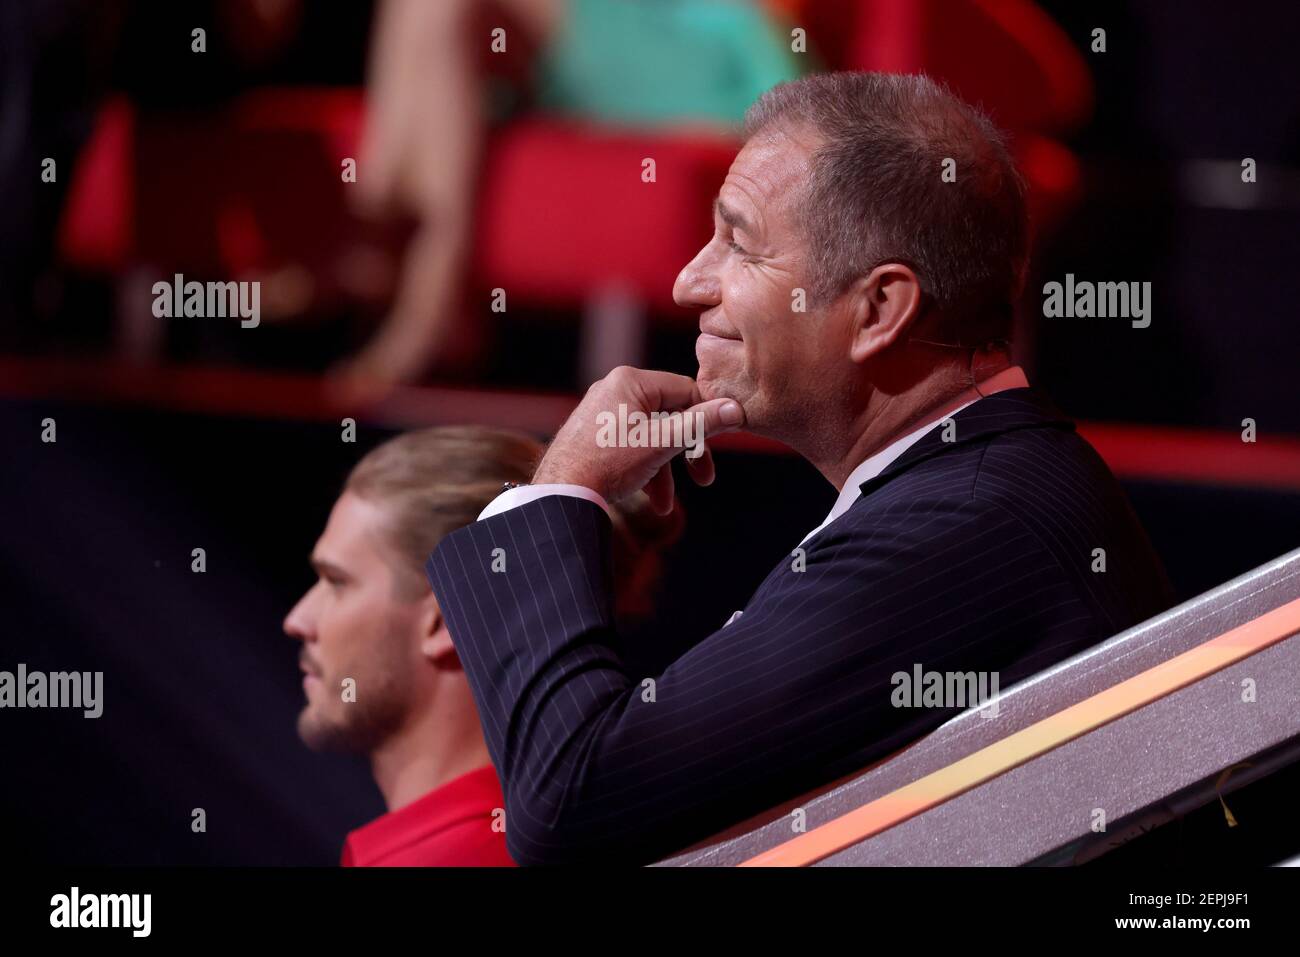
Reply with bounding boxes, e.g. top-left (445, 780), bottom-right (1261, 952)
top-left (743, 72), bottom-right (1029, 342)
